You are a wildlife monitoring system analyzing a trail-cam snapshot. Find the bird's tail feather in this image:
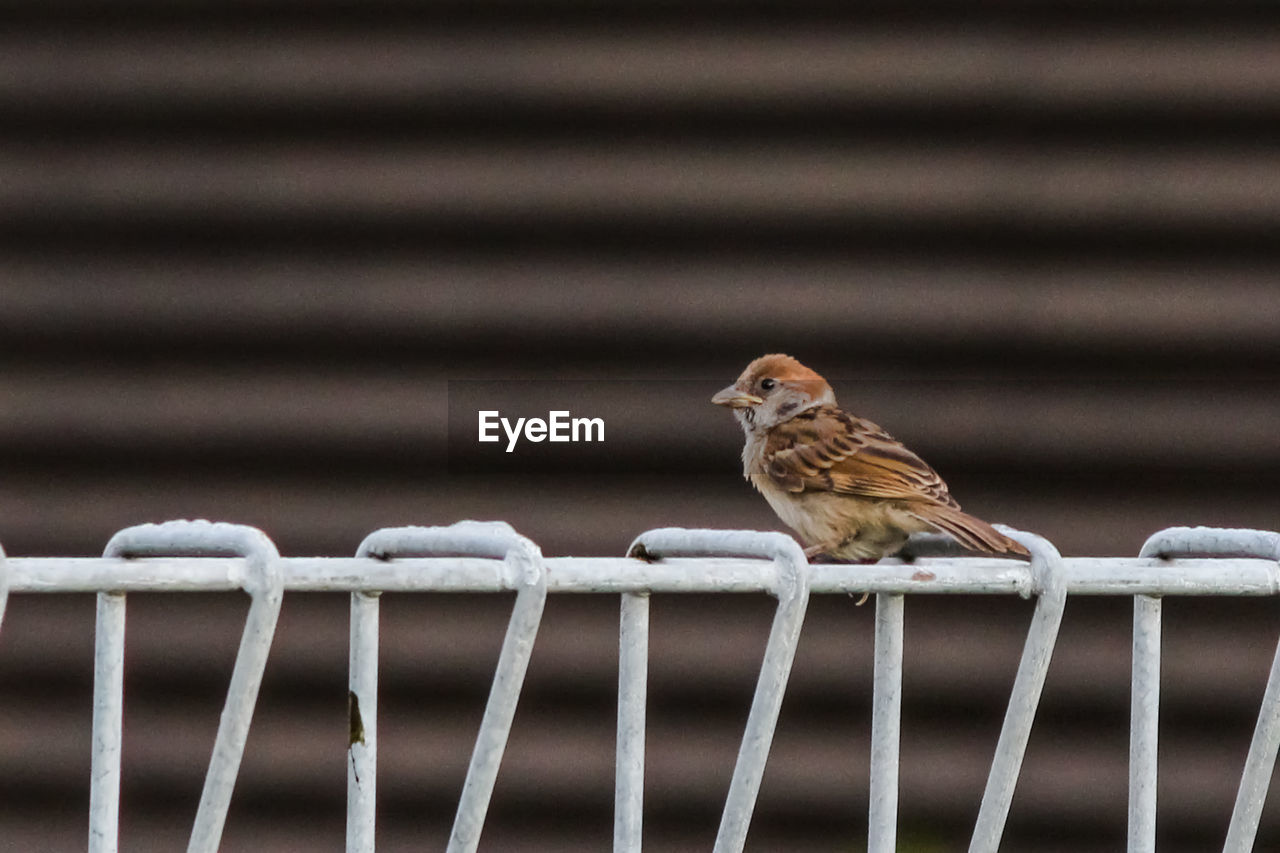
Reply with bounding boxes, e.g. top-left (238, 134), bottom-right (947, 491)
top-left (907, 505), bottom-right (1030, 558)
